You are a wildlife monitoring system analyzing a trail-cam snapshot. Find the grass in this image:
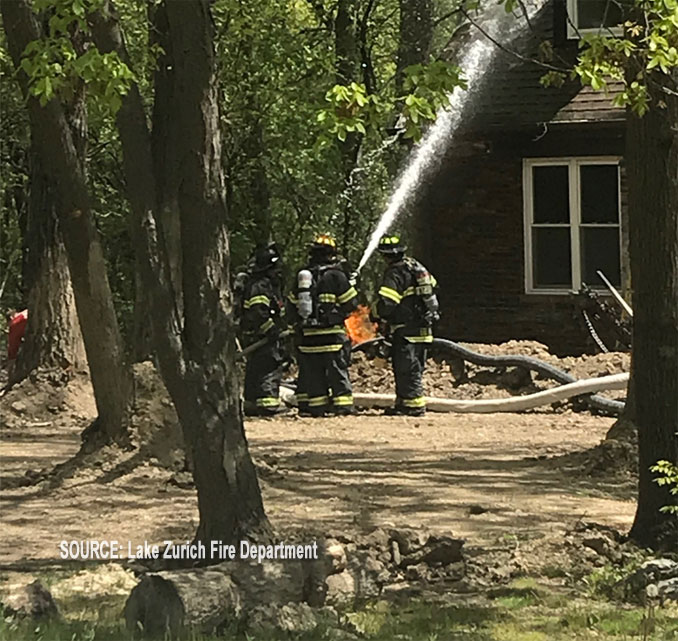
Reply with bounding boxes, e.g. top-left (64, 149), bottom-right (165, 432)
top-left (2, 575), bottom-right (678, 641)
